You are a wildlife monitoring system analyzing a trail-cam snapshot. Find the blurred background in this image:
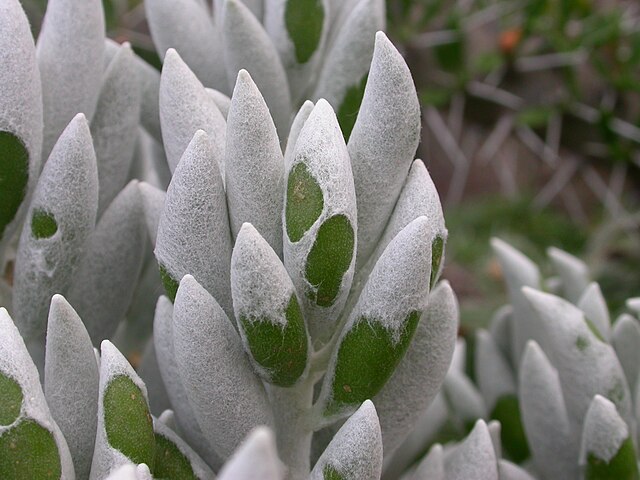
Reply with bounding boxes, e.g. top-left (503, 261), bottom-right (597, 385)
top-left (21, 0), bottom-right (640, 331)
